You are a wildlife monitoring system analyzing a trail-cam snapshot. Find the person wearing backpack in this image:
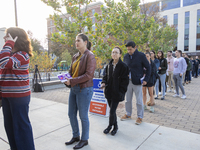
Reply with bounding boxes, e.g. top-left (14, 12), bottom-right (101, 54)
top-left (184, 54), bottom-right (191, 84)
